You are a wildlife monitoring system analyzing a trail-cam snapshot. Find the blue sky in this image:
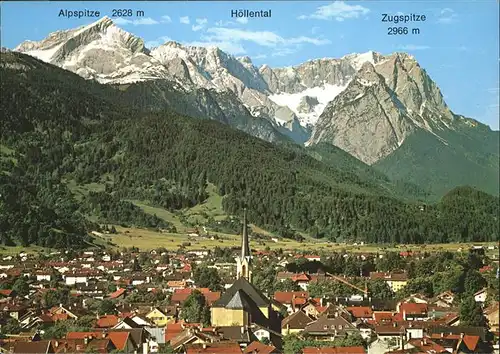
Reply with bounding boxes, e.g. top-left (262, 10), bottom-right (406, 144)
top-left (2, 1), bottom-right (499, 129)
